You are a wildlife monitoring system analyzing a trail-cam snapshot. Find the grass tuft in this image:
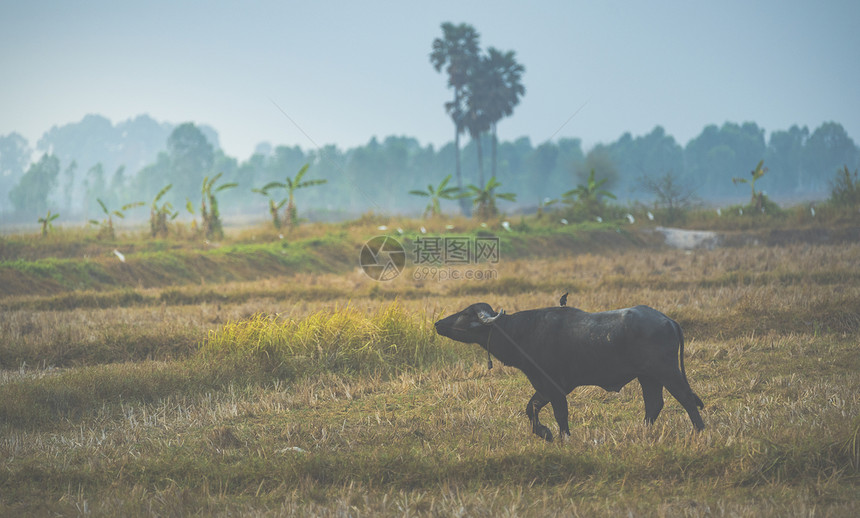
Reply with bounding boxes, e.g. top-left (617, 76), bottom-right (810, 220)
top-left (199, 302), bottom-right (451, 377)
